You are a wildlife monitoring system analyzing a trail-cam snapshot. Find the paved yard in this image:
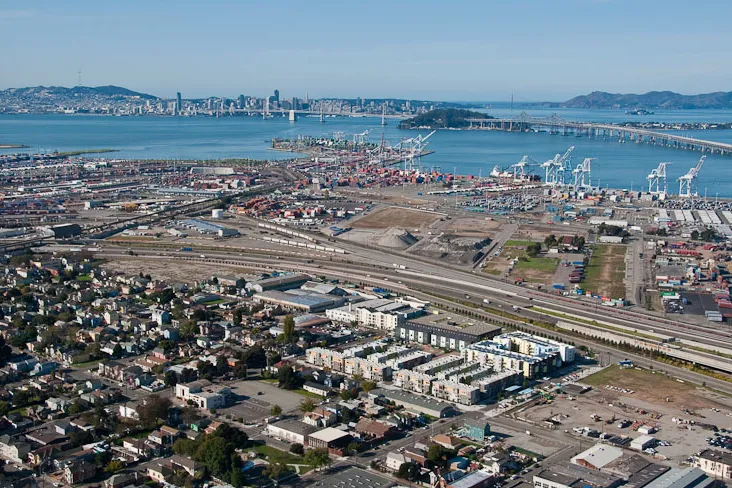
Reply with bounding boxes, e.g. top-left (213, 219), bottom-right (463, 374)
top-left (218, 380), bottom-right (305, 421)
